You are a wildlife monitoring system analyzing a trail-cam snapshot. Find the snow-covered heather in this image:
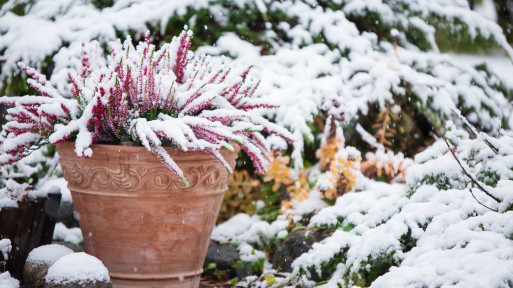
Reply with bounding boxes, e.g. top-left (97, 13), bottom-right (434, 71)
top-left (53, 222), bottom-right (83, 245)
top-left (0, 272), bottom-right (19, 288)
top-left (45, 252), bottom-right (110, 285)
top-left (0, 134), bottom-right (59, 208)
top-left (26, 244), bottom-right (74, 265)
